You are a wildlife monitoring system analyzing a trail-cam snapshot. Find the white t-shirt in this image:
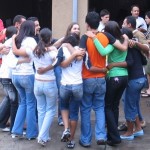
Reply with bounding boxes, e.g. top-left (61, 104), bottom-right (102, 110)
top-left (60, 46), bottom-right (83, 85)
top-left (136, 17), bottom-right (147, 31)
top-left (26, 46), bottom-right (57, 81)
top-left (12, 37), bottom-right (37, 75)
top-left (98, 21), bottom-right (105, 32)
top-left (0, 38), bottom-right (18, 78)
